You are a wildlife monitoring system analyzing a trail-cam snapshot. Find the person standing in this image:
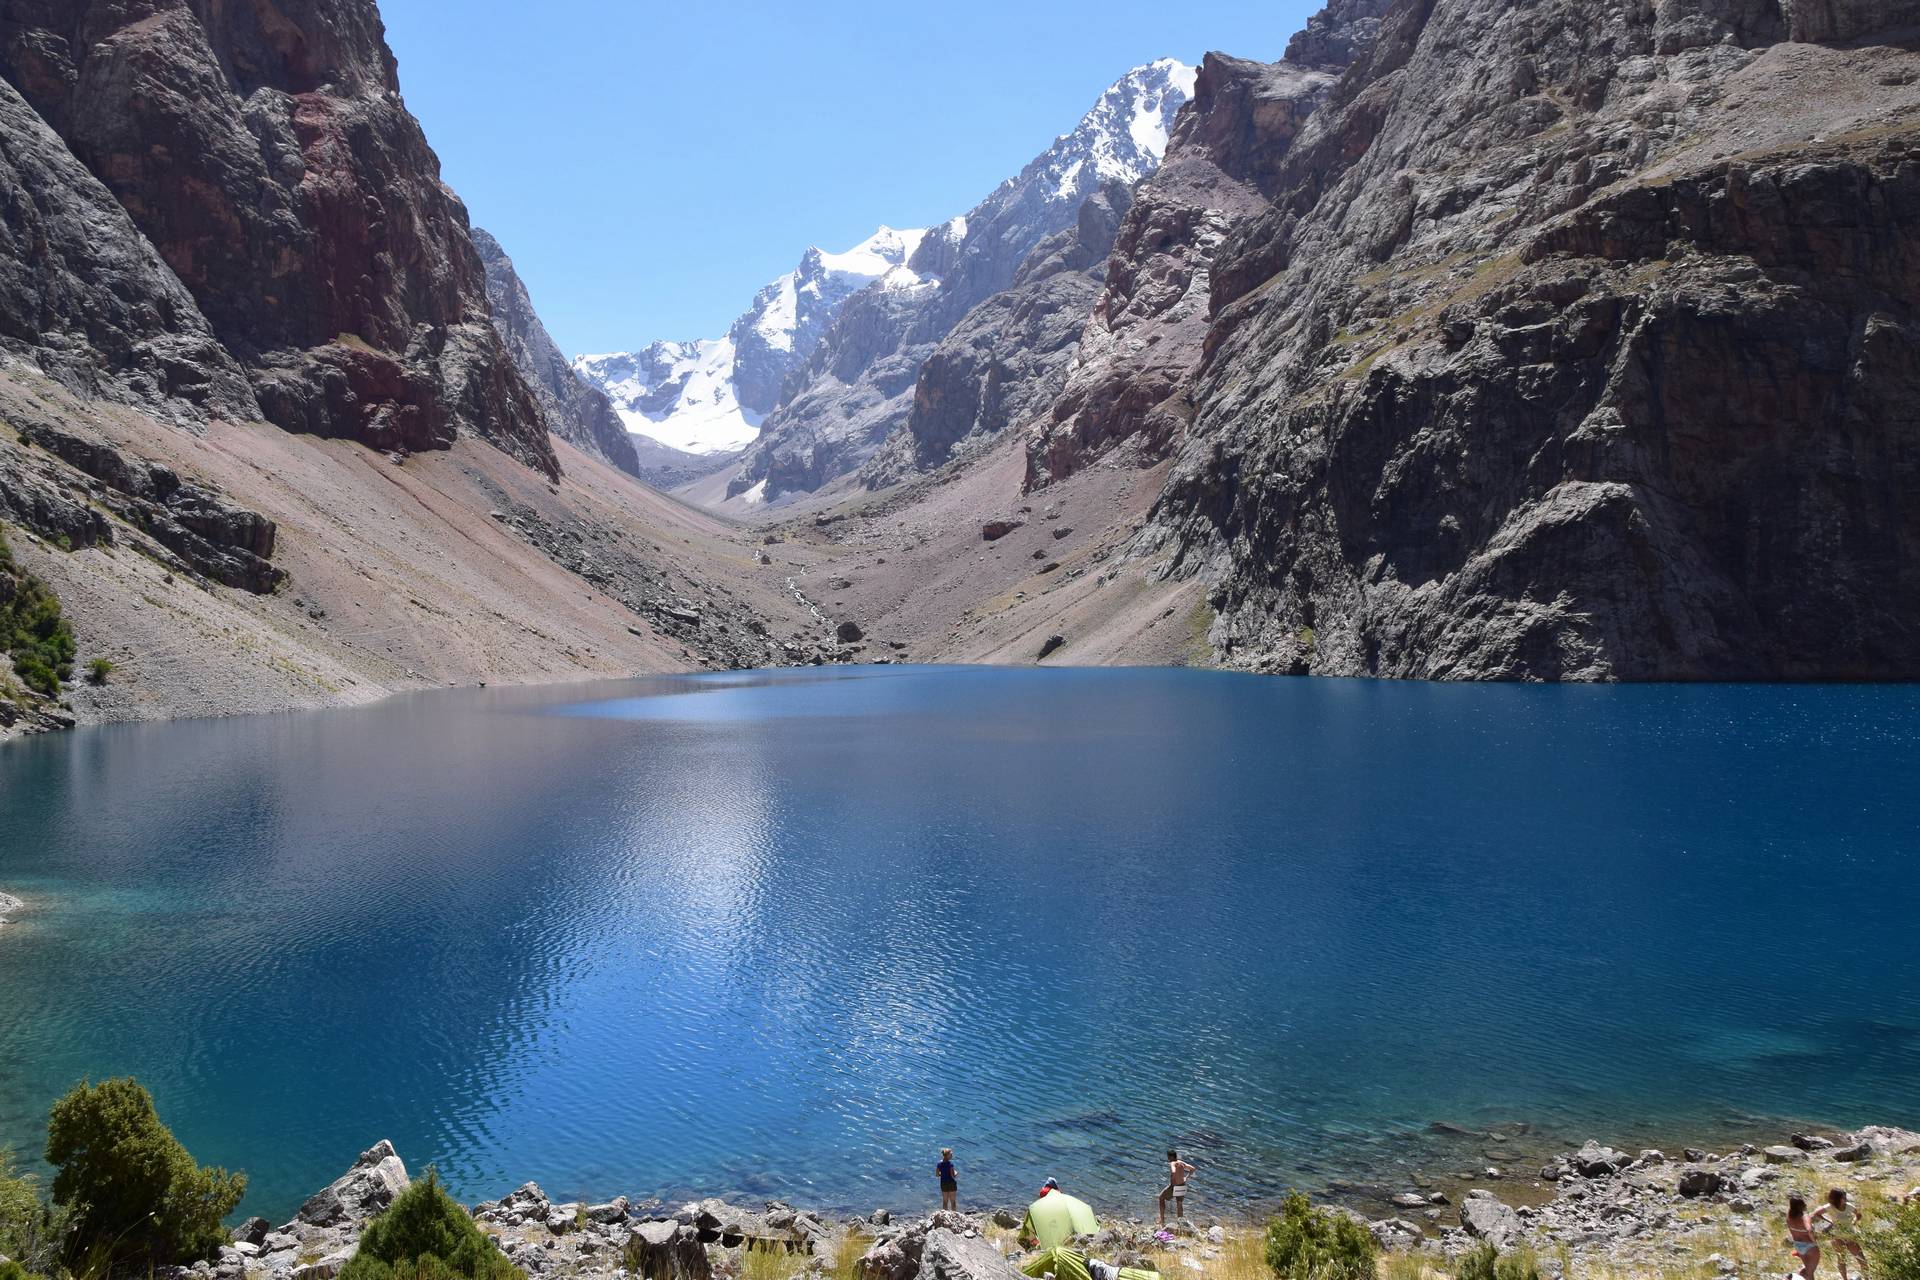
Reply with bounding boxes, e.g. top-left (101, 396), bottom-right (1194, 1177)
top-left (1813, 1188), bottom-right (1868, 1280)
top-left (1158, 1149), bottom-right (1195, 1225)
top-left (937, 1148), bottom-right (958, 1211)
top-left (1788, 1194), bottom-right (1822, 1280)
